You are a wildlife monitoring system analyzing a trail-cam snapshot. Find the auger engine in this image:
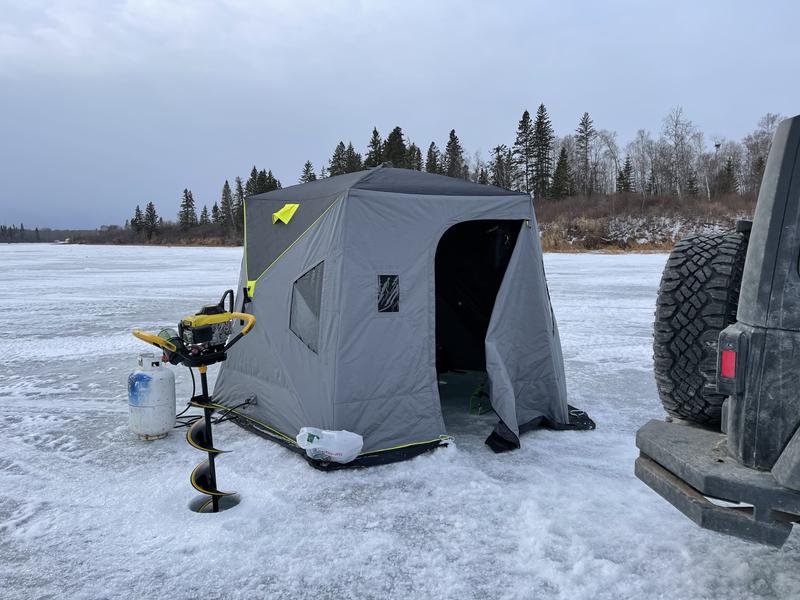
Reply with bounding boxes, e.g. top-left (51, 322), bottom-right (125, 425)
top-left (132, 289), bottom-right (255, 513)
